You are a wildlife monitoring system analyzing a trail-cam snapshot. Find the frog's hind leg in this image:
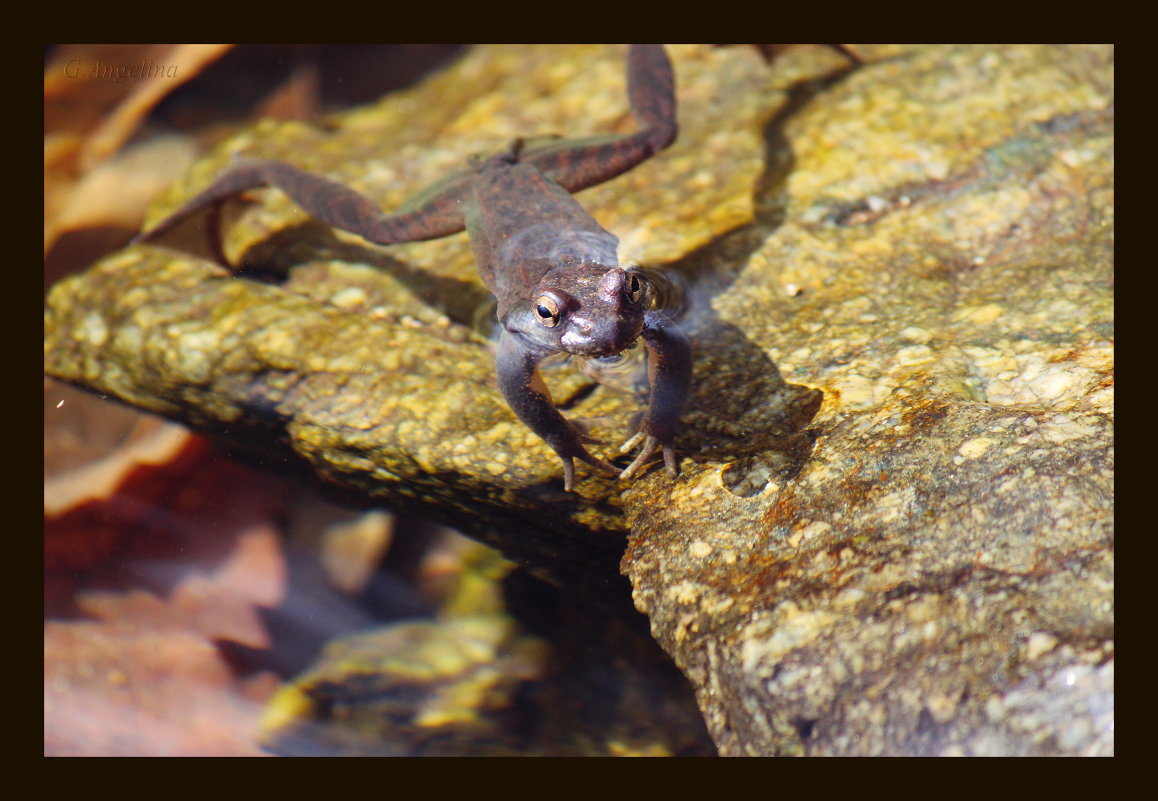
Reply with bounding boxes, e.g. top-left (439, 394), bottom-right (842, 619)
top-left (134, 158), bottom-right (471, 256)
top-left (523, 44), bottom-right (677, 193)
